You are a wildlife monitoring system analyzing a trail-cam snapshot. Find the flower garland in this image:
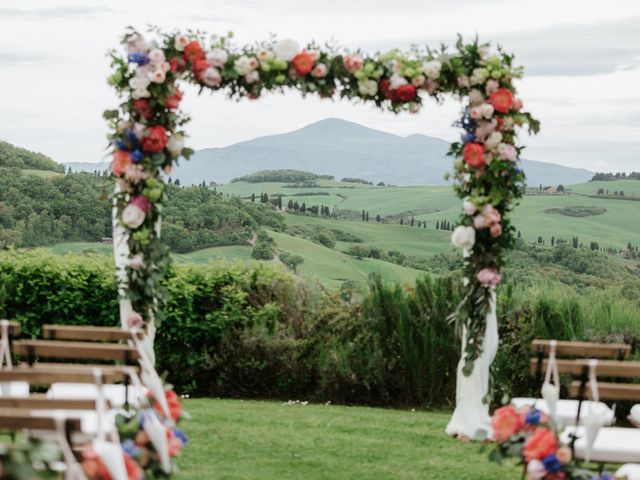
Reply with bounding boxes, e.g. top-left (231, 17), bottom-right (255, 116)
top-left (106, 28), bottom-right (539, 374)
top-left (488, 405), bottom-right (613, 480)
